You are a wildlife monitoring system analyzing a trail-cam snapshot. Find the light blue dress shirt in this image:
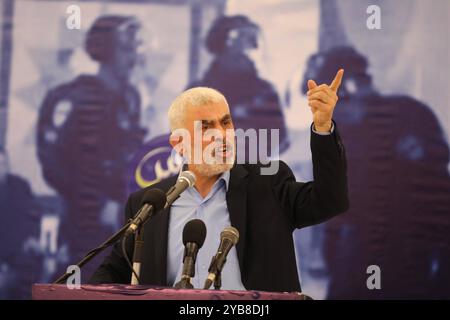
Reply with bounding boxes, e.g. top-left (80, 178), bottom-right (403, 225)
top-left (167, 170), bottom-right (246, 290)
